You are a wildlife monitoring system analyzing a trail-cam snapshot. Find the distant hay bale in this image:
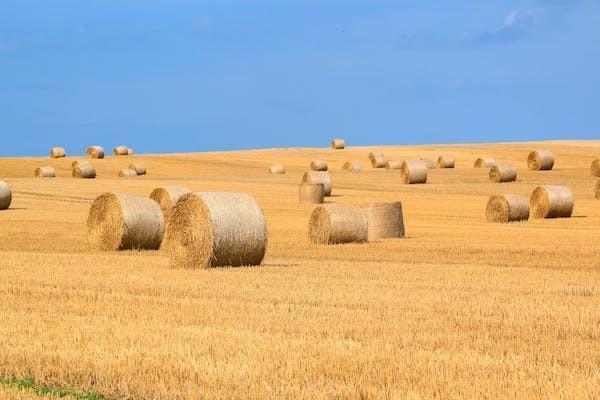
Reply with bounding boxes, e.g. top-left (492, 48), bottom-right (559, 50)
top-left (360, 202), bottom-right (405, 242)
top-left (591, 159), bottom-right (600, 177)
top-left (129, 163), bottom-right (147, 175)
top-left (34, 166), bottom-right (56, 178)
top-left (302, 171), bottom-right (332, 196)
top-left (437, 155), bottom-right (455, 168)
top-left (298, 183), bottom-right (325, 204)
top-left (127, 147), bottom-right (134, 155)
top-left (595, 181), bottom-right (600, 200)
top-left (88, 193), bottom-right (165, 251)
top-left (530, 185), bottom-right (573, 219)
top-left (86, 146), bottom-right (105, 159)
top-left (308, 204), bottom-right (368, 244)
top-left (71, 160), bottom-right (92, 169)
top-left (401, 160), bottom-right (427, 184)
top-left (420, 158), bottom-right (436, 169)
top-left (49, 147), bottom-right (66, 158)
top-left (114, 145), bottom-right (129, 156)
top-left (118, 168), bottom-right (138, 177)
top-left (369, 152), bottom-right (386, 168)
top-left (486, 194), bottom-right (529, 223)
top-left (72, 163), bottom-right (96, 179)
top-left (150, 186), bottom-right (191, 221)
top-left (489, 163), bottom-right (517, 183)
top-left (331, 139), bottom-right (346, 149)
top-left (165, 192), bottom-right (267, 269)
top-left (0, 181), bottom-right (11, 210)
top-left (385, 160), bottom-right (403, 170)
top-left (342, 161), bottom-right (362, 172)
top-left (269, 164), bottom-right (285, 174)
top-left (310, 159), bottom-right (328, 171)
top-left (527, 150), bottom-right (554, 170)
top-left (474, 158), bottom-right (496, 168)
